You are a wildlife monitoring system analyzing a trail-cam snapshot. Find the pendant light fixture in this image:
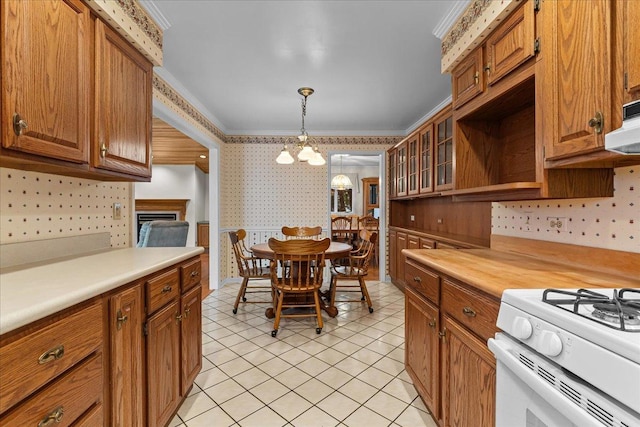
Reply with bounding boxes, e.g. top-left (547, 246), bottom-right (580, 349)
top-left (276, 87), bottom-right (325, 166)
top-left (331, 155), bottom-right (353, 190)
